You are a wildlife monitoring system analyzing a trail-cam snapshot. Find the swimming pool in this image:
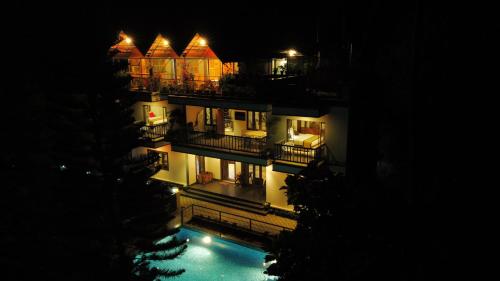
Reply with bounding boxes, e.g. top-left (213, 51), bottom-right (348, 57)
top-left (140, 227), bottom-right (276, 281)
